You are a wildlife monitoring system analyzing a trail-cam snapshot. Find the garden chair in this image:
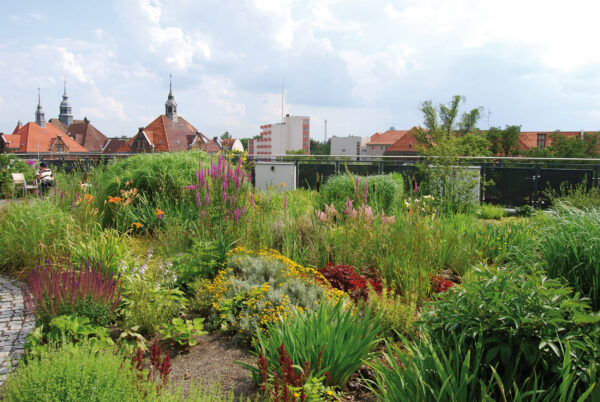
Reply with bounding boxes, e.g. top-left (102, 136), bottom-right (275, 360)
top-left (11, 173), bottom-right (37, 197)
